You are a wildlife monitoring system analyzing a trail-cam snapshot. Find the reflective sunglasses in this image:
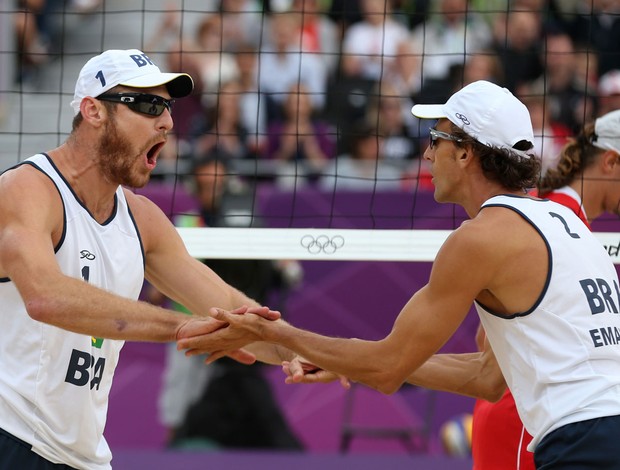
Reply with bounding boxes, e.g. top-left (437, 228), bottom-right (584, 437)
top-left (429, 128), bottom-right (463, 149)
top-left (96, 93), bottom-right (173, 117)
